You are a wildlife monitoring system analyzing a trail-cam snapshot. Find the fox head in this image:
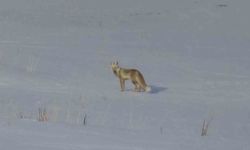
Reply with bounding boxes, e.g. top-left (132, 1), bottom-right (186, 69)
top-left (111, 61), bottom-right (119, 76)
